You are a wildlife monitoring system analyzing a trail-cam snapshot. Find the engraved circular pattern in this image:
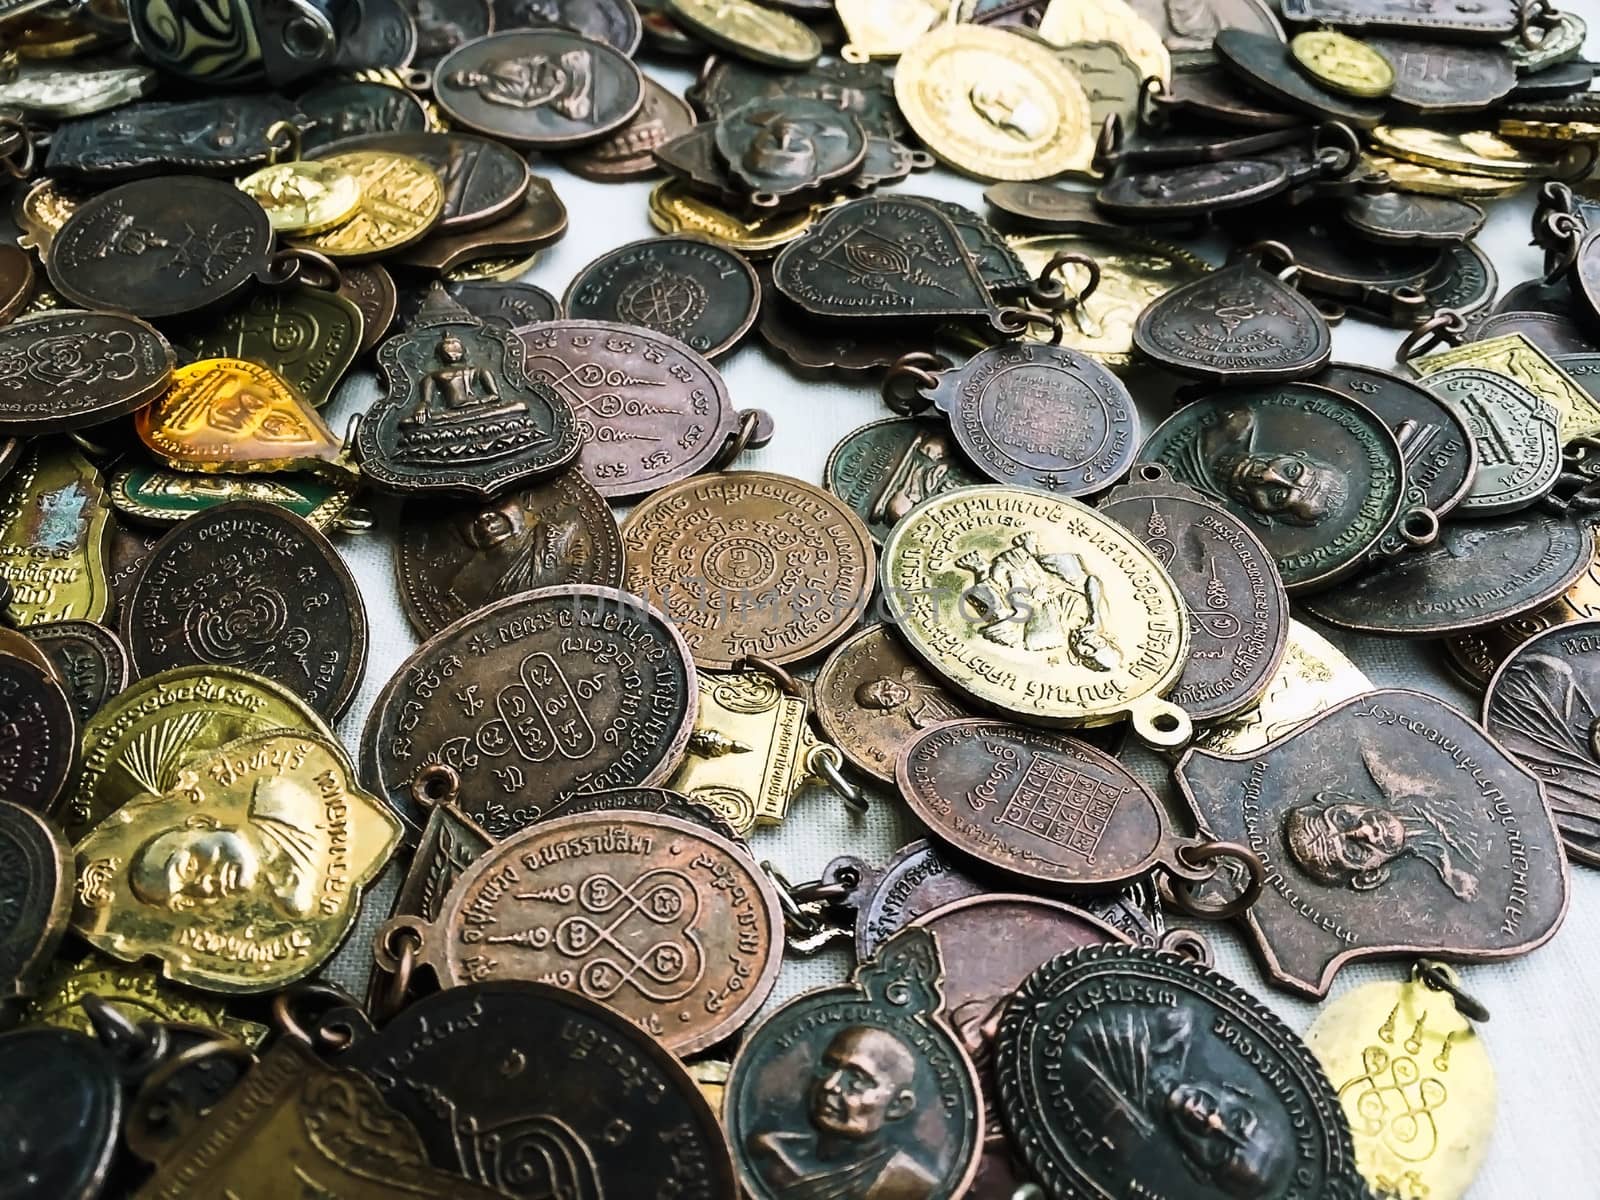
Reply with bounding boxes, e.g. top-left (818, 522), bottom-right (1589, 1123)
top-left (563, 237), bottom-right (760, 359)
top-left (48, 178), bottom-right (271, 319)
top-left (519, 319), bottom-right (739, 499)
top-left (1425, 368), bottom-right (1562, 514)
top-left (0, 311), bottom-right (173, 434)
top-left (996, 945), bottom-right (1369, 1200)
top-left (419, 811), bottom-right (783, 1055)
top-left (1139, 385), bottom-right (1405, 593)
top-left (621, 472), bottom-right (876, 671)
top-left (396, 471), bottom-right (624, 638)
top-left (879, 486), bottom-right (1190, 729)
top-left (0, 651), bottom-right (75, 814)
top-left (894, 24), bottom-right (1092, 180)
top-left (361, 585), bottom-right (698, 838)
top-left (121, 503), bottom-right (367, 719)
